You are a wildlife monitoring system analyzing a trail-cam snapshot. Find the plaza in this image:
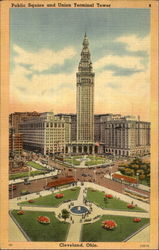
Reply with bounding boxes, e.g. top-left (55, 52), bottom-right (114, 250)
top-left (9, 181), bottom-right (149, 242)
